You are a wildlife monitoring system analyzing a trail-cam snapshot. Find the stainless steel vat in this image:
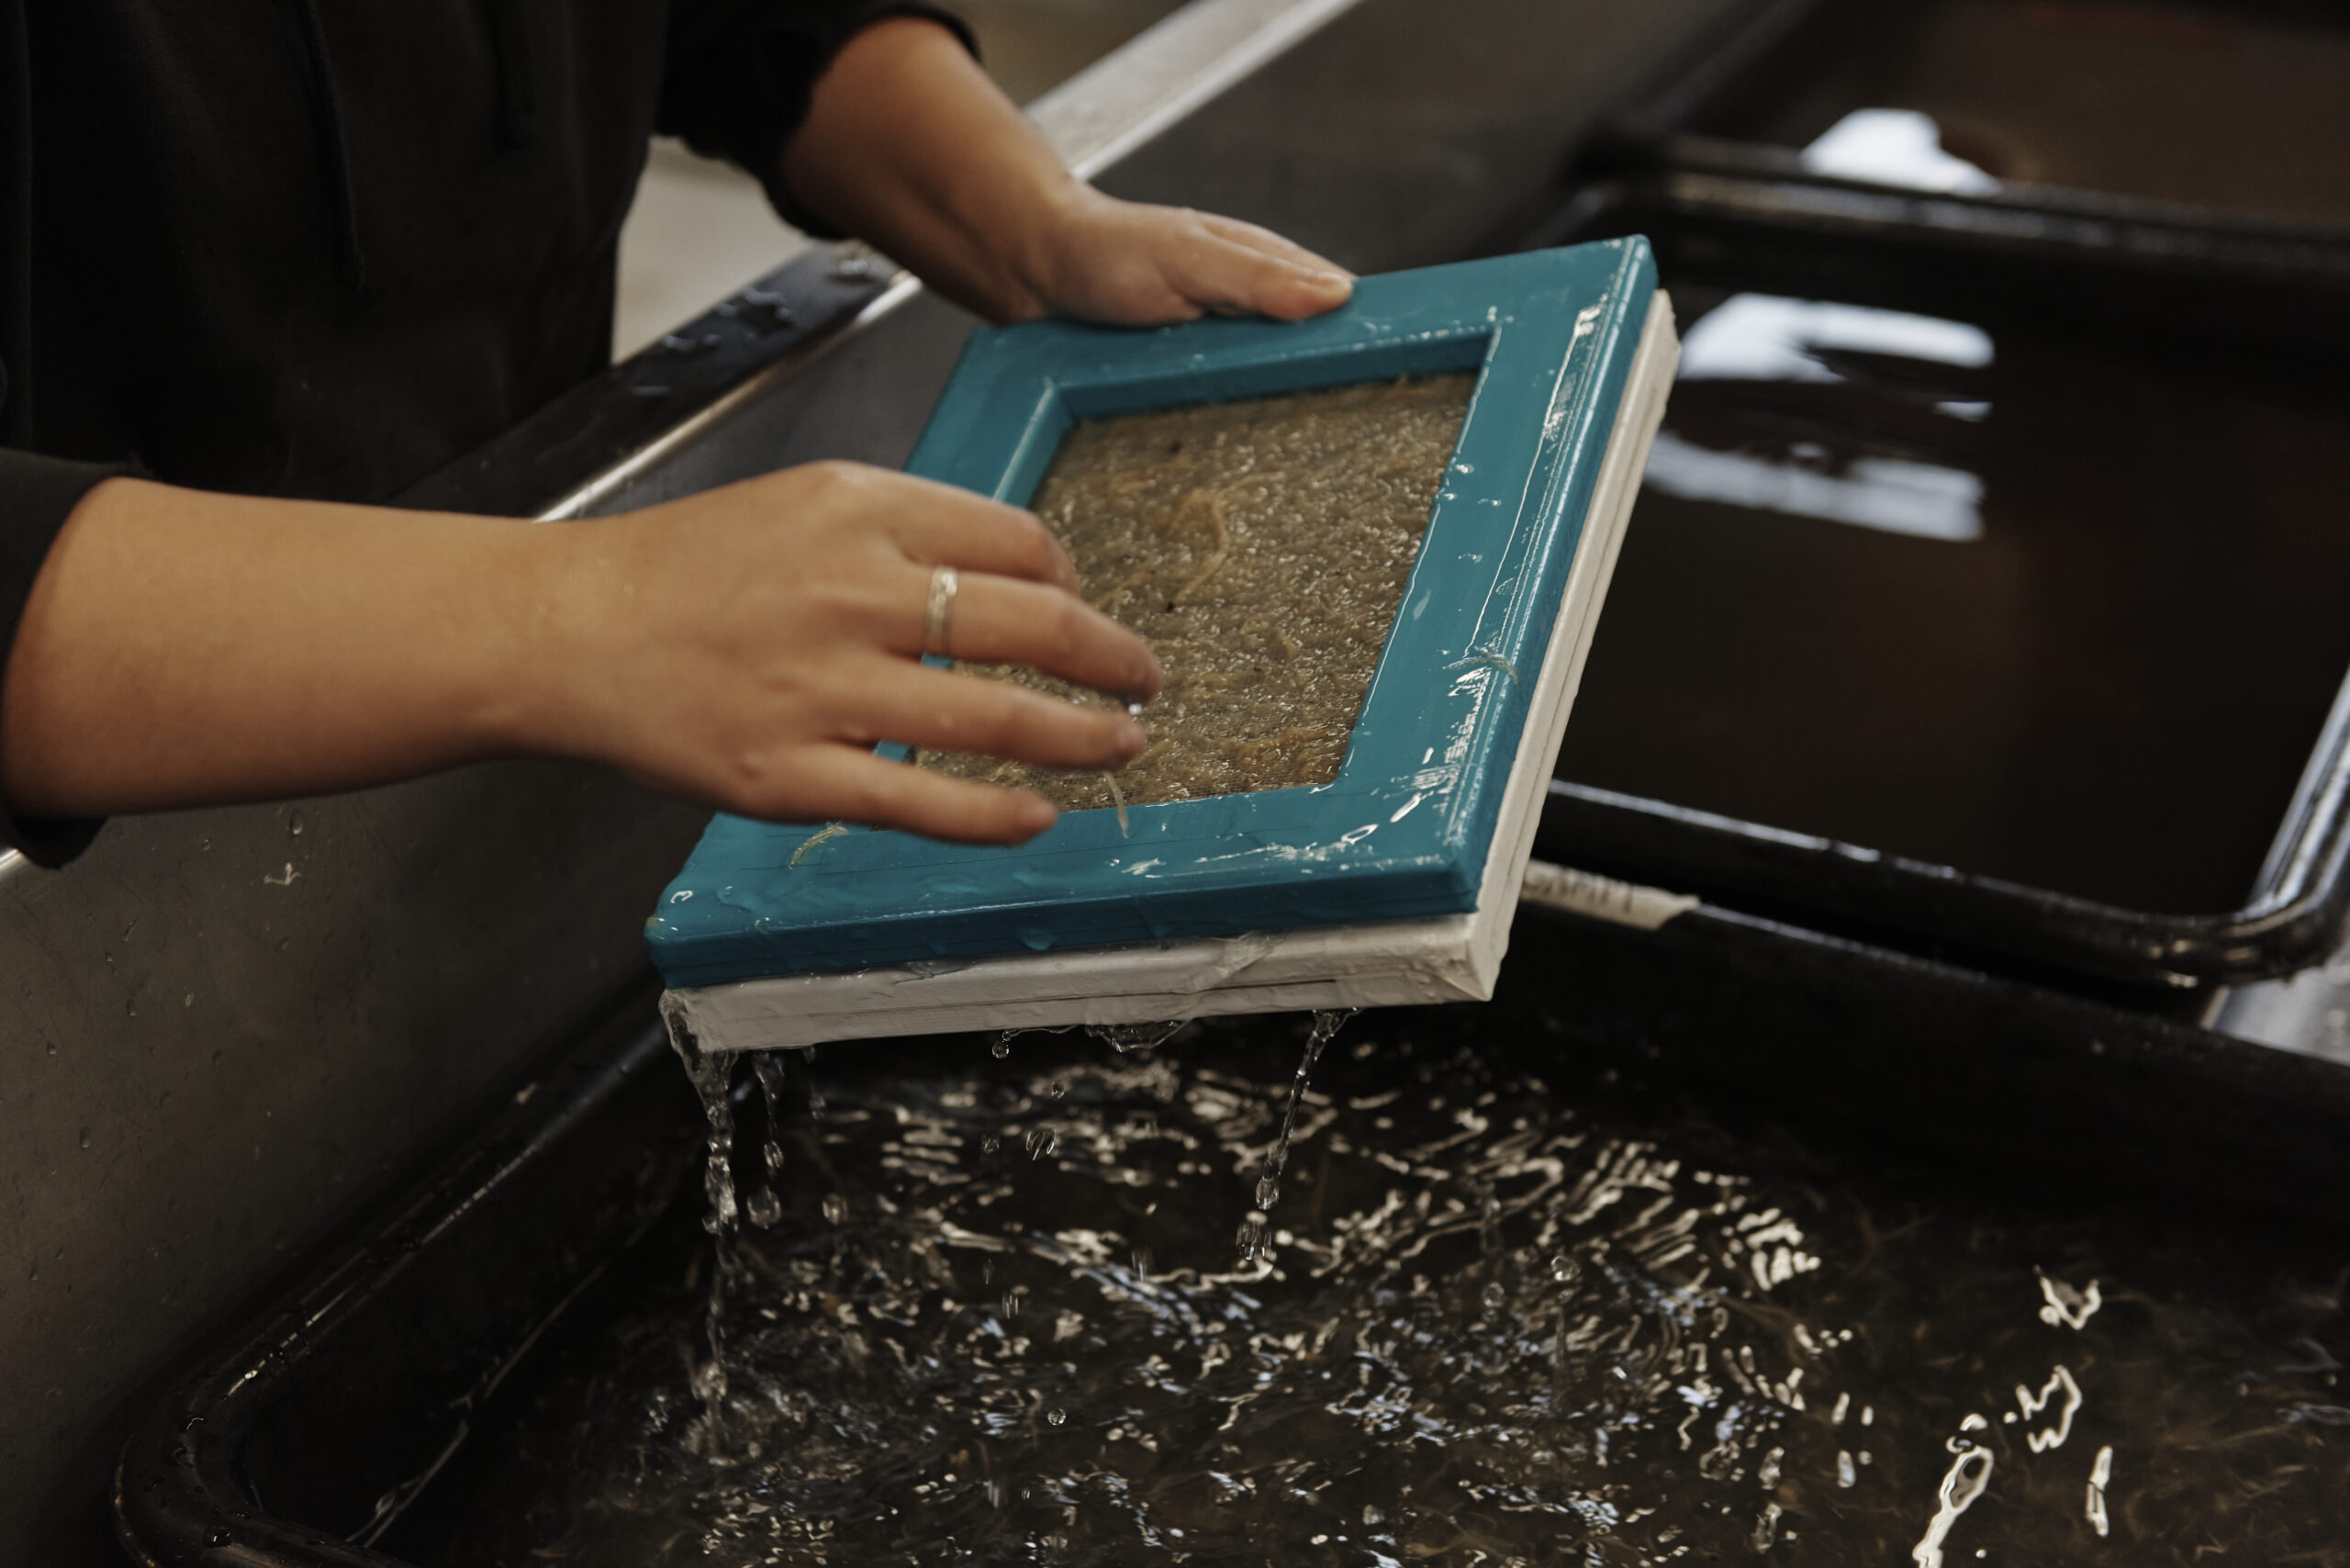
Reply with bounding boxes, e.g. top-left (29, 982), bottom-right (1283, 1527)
top-left (1, 0), bottom-right (1751, 1556)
